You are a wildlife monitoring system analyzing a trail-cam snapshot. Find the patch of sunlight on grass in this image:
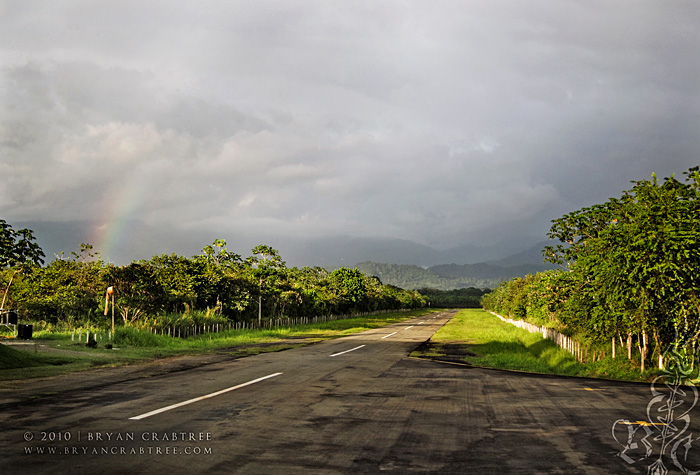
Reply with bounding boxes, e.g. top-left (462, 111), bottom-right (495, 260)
top-left (428, 309), bottom-right (655, 381)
